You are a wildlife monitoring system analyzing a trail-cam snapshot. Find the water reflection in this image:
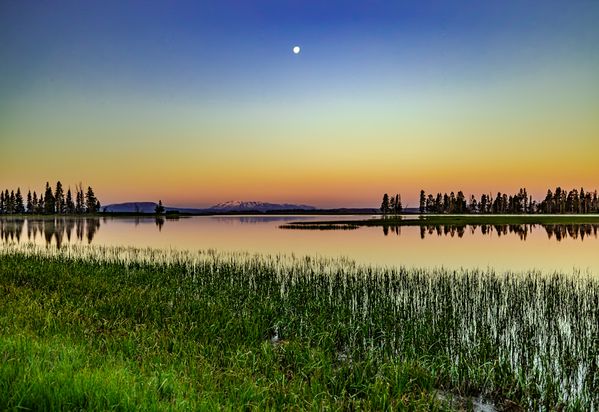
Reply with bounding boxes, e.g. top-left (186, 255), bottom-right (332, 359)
top-left (2, 216), bottom-right (599, 273)
top-left (2, 217), bottom-right (599, 248)
top-left (381, 223), bottom-right (598, 241)
top-left (1, 218), bottom-right (24, 243)
top-left (0, 217), bottom-right (101, 247)
top-left (212, 216), bottom-right (311, 224)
